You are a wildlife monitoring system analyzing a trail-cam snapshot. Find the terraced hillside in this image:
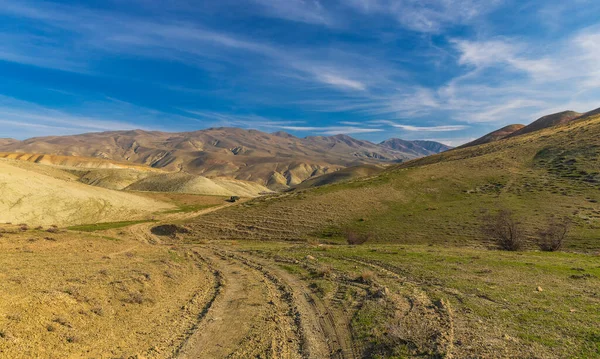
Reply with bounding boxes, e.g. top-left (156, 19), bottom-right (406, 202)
top-left (187, 108), bottom-right (600, 251)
